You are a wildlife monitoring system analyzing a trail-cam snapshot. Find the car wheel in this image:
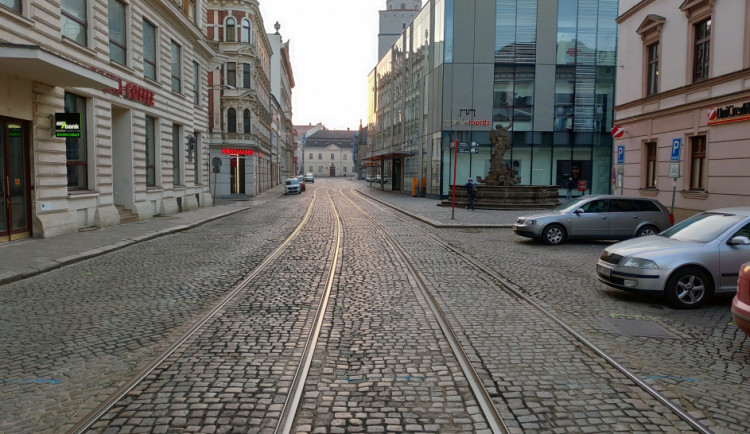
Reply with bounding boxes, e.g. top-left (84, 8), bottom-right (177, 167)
top-left (541, 224), bottom-right (567, 245)
top-left (665, 267), bottom-right (713, 309)
top-left (636, 225), bottom-right (659, 237)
